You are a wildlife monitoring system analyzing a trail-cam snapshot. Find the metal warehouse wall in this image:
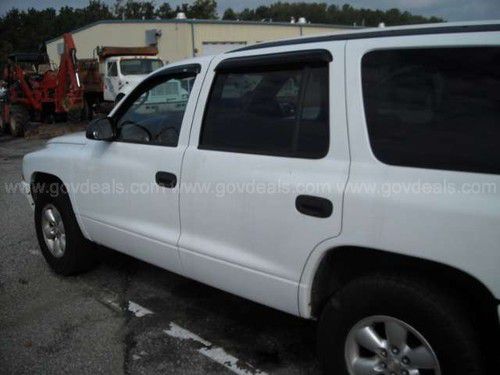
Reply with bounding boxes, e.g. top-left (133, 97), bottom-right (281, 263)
top-left (46, 22), bottom-right (192, 65)
top-left (194, 23), bottom-right (298, 55)
top-left (46, 20), bottom-right (353, 66)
